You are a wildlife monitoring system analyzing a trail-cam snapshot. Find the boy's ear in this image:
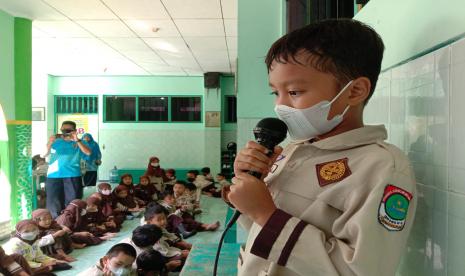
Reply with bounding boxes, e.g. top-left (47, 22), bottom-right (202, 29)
top-left (347, 77), bottom-right (371, 106)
